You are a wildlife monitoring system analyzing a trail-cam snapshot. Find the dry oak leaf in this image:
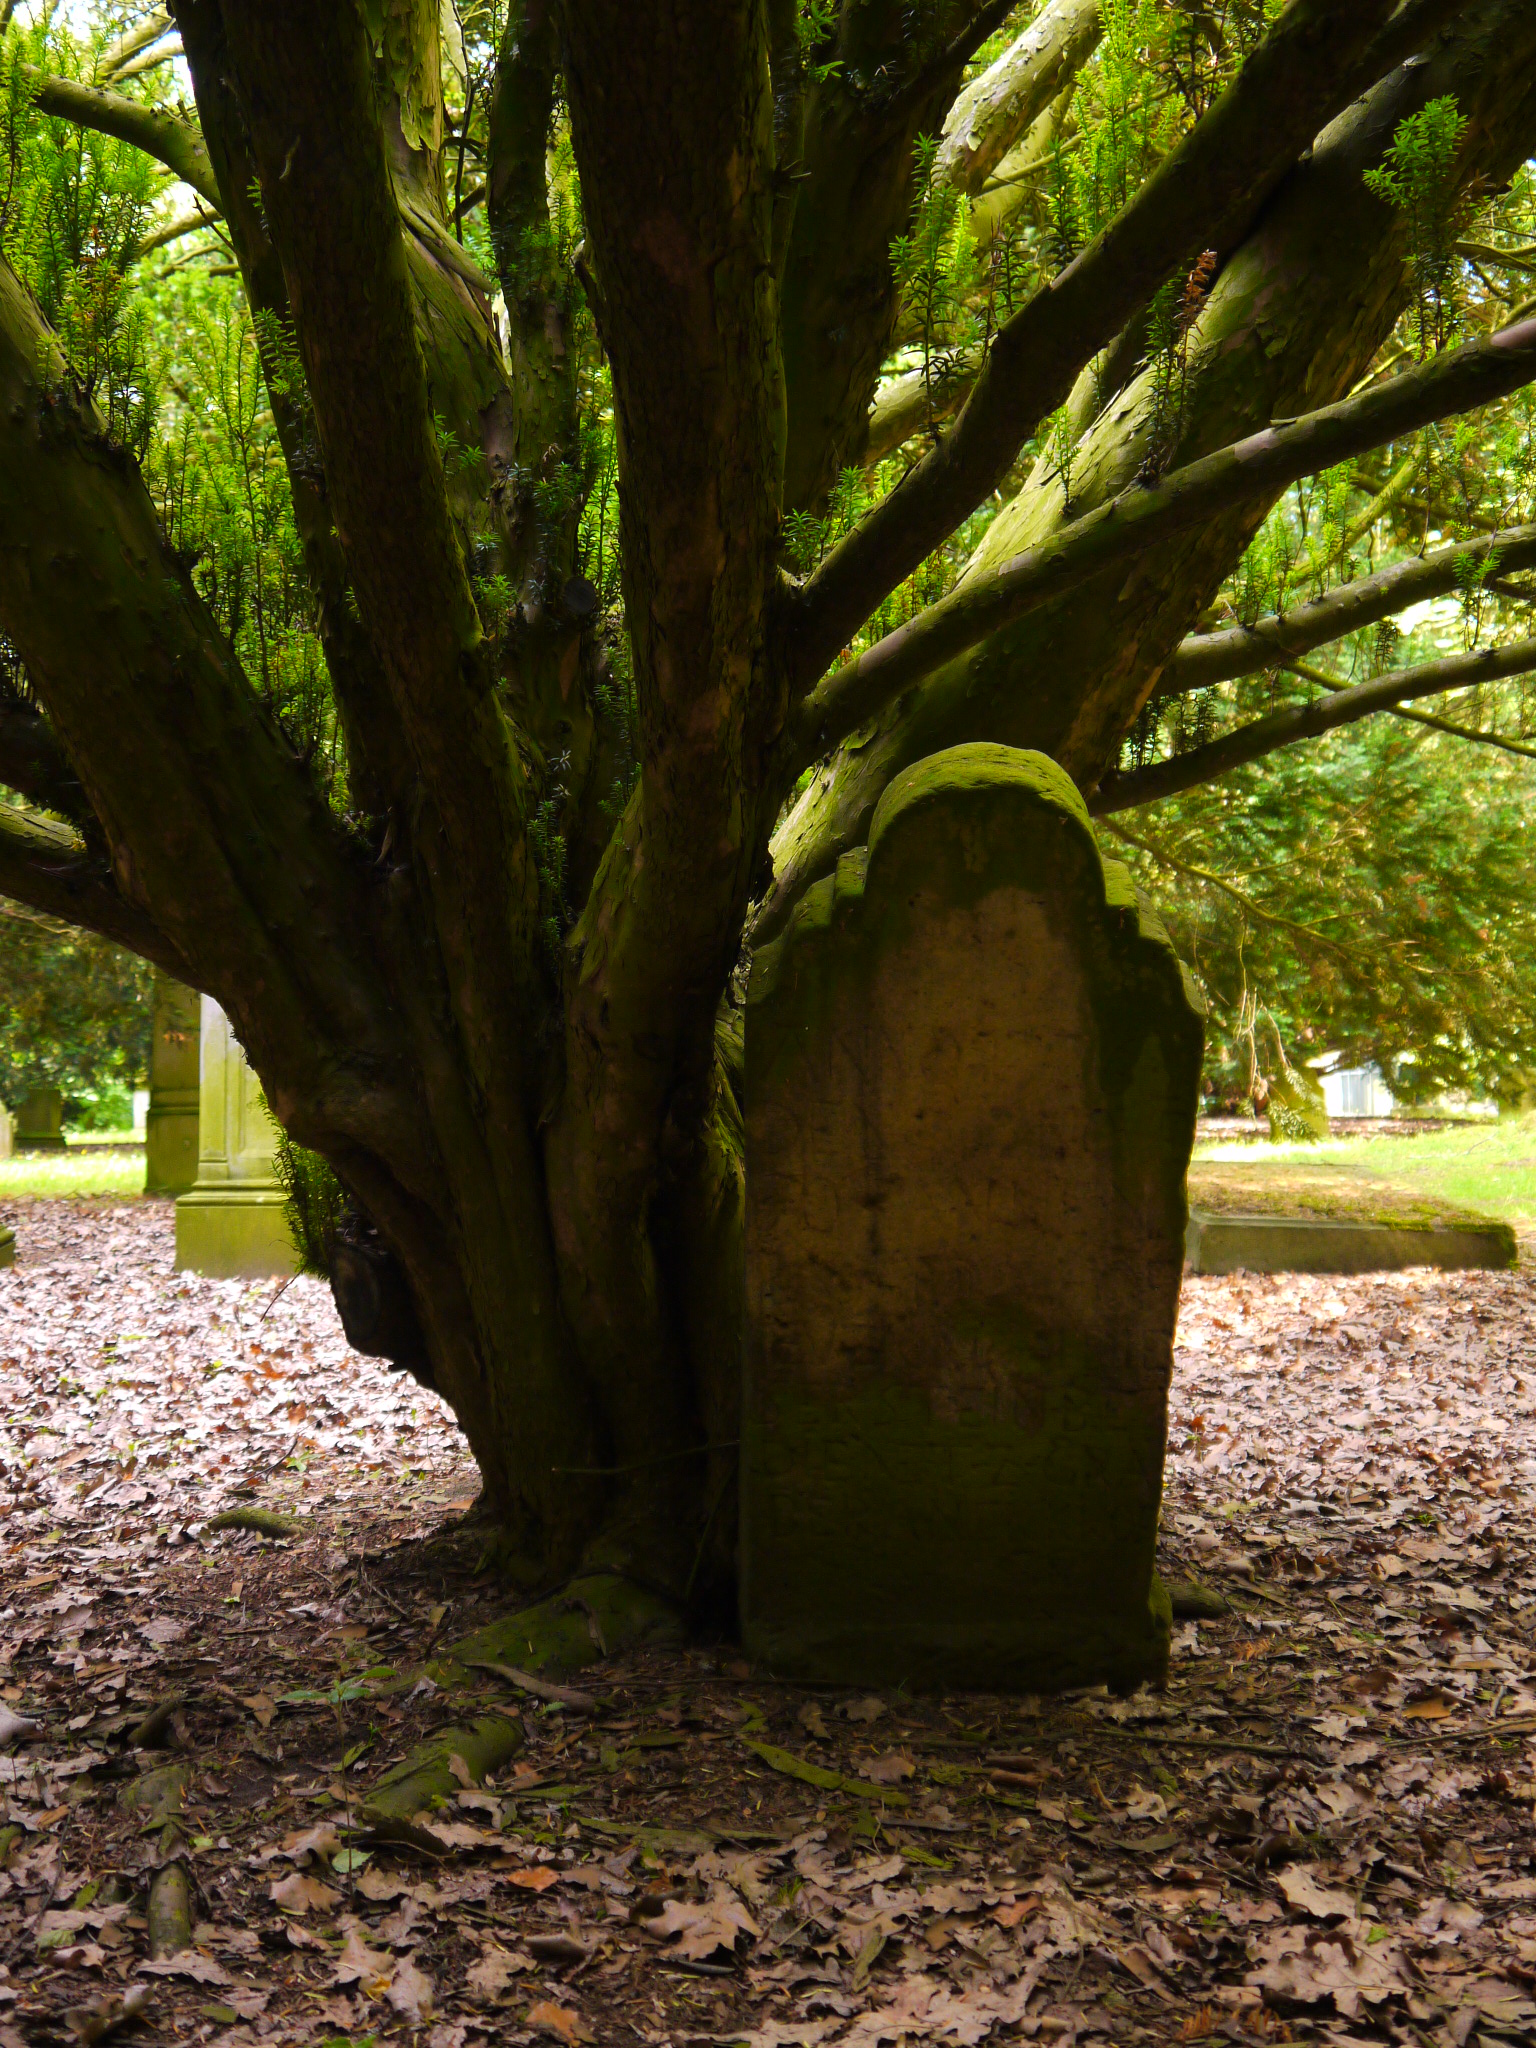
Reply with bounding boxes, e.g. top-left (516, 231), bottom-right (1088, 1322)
top-left (355, 1865), bottom-right (409, 1902)
top-left (137, 1952), bottom-right (233, 1987)
top-left (424, 1820), bottom-right (503, 1850)
top-left (1278, 1867), bottom-right (1357, 1922)
top-left (841, 1965), bottom-right (1045, 2045)
top-left (269, 1871), bottom-right (341, 1914)
top-left (526, 1999), bottom-right (595, 2045)
top-left (1248, 1930), bottom-right (1410, 2020)
top-left (239, 1693), bottom-right (276, 1730)
top-left (333, 1929), bottom-right (395, 1996)
top-left (859, 1752), bottom-right (916, 1786)
top-left (466, 1943), bottom-right (533, 2002)
top-left (638, 1888), bottom-right (759, 1961)
top-left (386, 1955), bottom-right (435, 2025)
top-left (281, 1822), bottom-right (342, 1864)
top-left (507, 1865), bottom-right (562, 1891)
